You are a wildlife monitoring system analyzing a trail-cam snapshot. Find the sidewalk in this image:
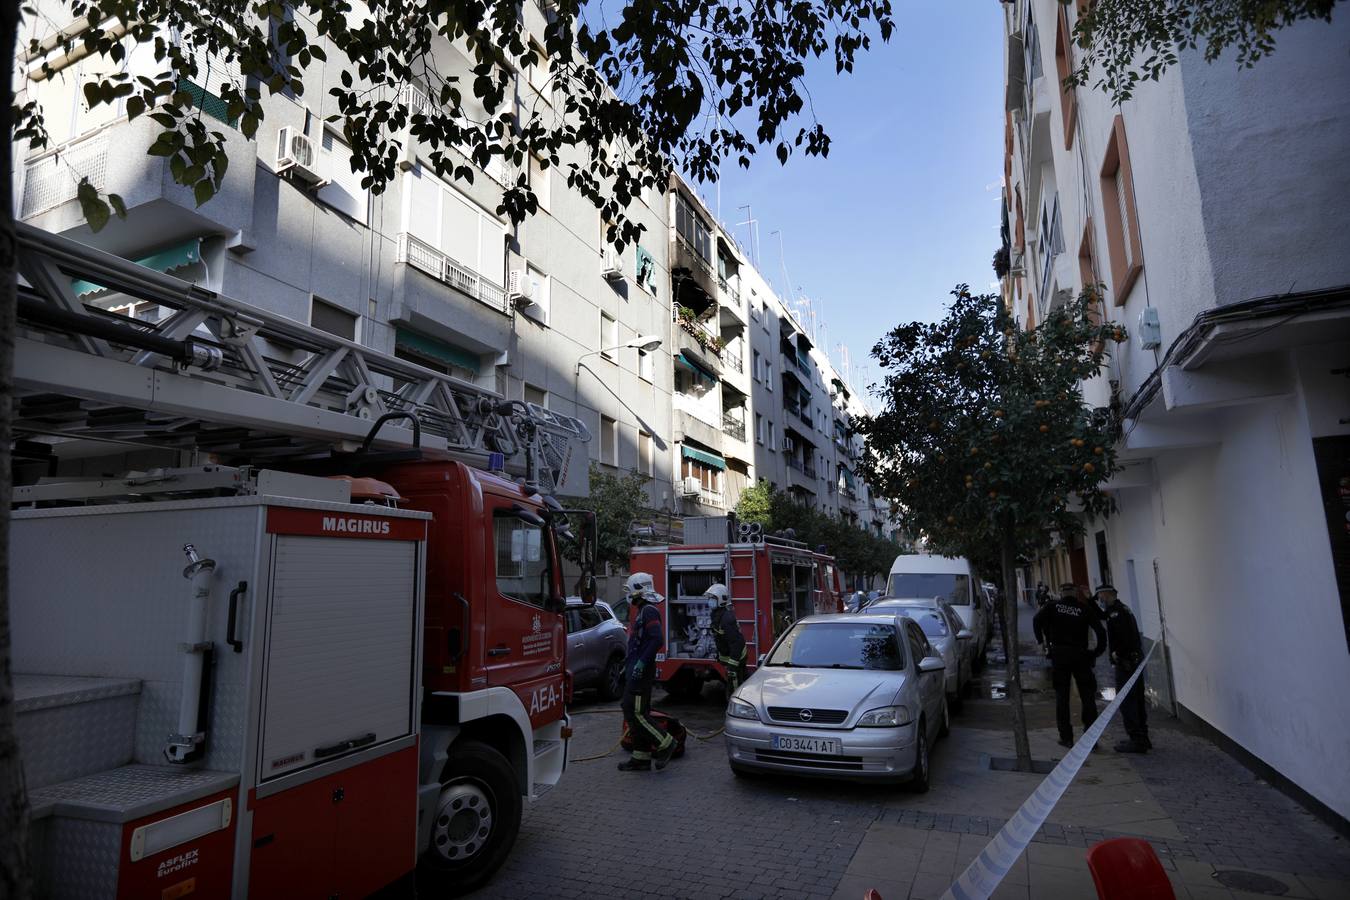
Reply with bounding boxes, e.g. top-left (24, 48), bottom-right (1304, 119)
top-left (830, 608), bottom-right (1350, 900)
